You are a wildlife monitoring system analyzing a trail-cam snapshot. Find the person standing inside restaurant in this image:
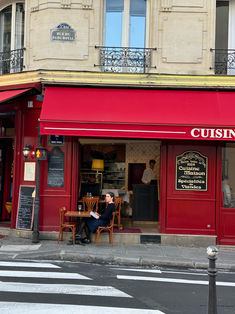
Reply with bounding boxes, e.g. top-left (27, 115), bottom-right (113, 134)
top-left (222, 176), bottom-right (232, 208)
top-left (141, 159), bottom-right (156, 184)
